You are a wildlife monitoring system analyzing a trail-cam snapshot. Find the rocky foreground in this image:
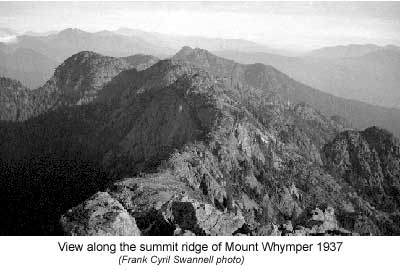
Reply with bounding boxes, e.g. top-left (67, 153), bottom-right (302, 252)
top-left (1, 47), bottom-right (399, 235)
